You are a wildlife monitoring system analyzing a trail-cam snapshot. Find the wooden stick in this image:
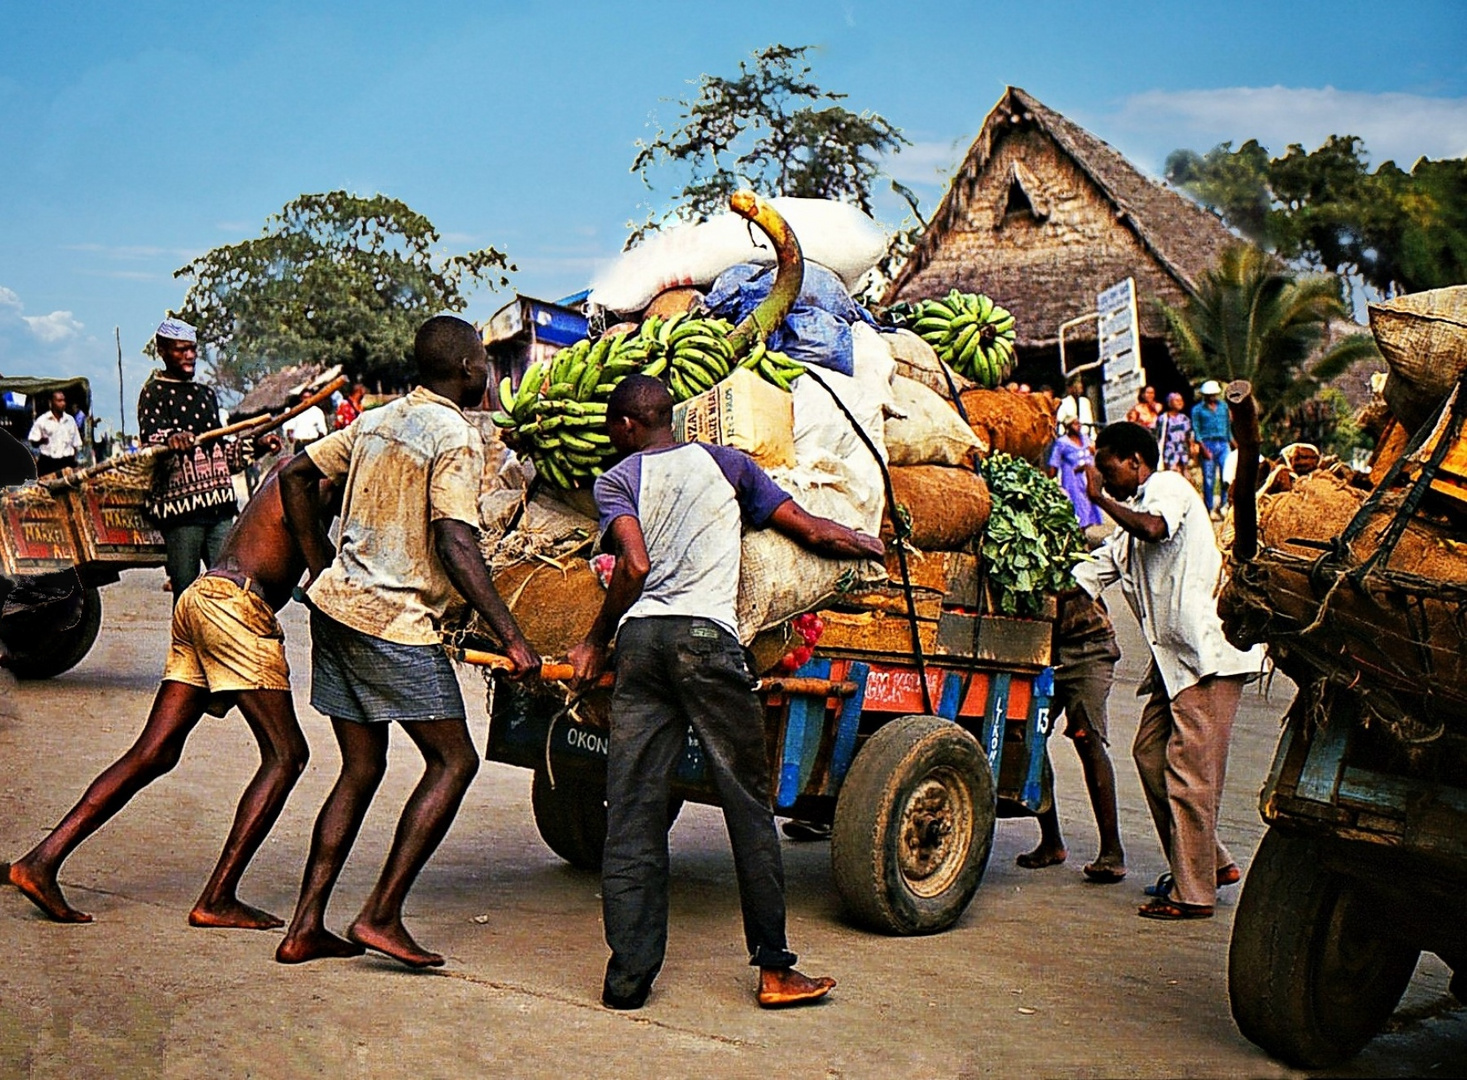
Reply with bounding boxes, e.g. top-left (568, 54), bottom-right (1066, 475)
top-left (43, 376), bottom-right (348, 491)
top-left (1226, 379), bottom-right (1261, 563)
